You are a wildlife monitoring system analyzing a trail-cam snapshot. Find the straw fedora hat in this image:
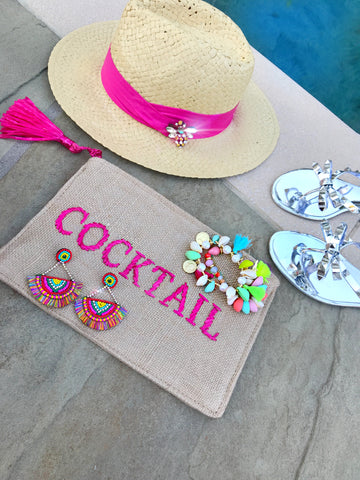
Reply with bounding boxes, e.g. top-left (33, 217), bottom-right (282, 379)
top-left (48, 0), bottom-right (279, 178)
